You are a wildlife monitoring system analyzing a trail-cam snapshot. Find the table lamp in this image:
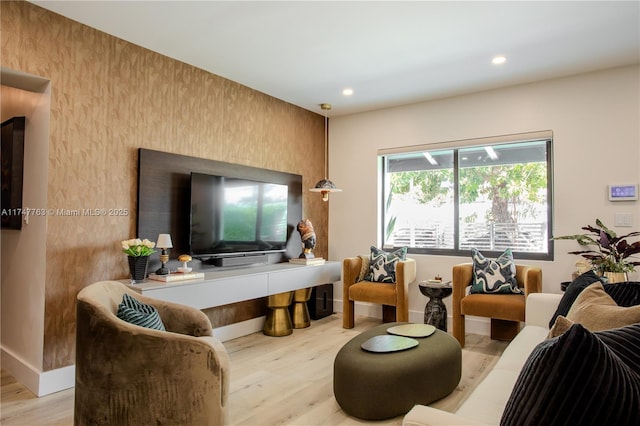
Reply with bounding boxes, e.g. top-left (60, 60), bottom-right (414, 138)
top-left (155, 233), bottom-right (173, 275)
